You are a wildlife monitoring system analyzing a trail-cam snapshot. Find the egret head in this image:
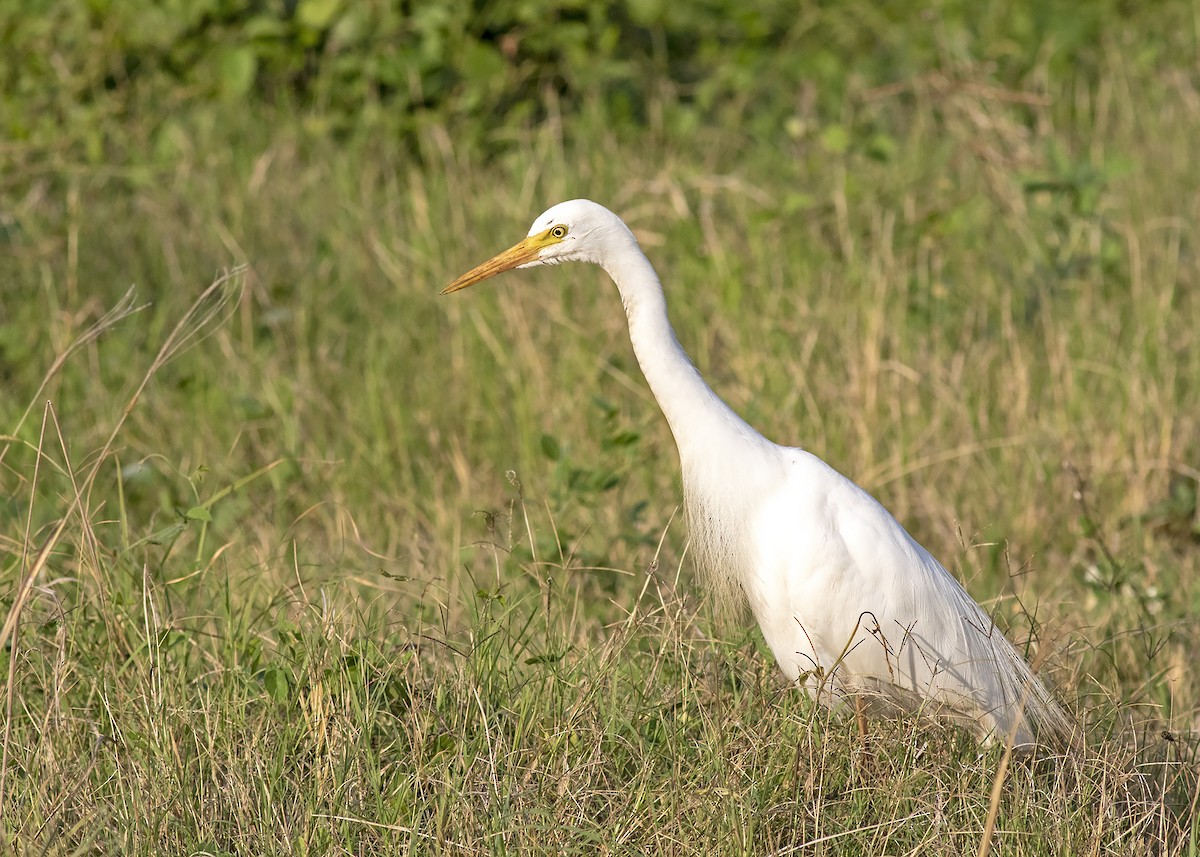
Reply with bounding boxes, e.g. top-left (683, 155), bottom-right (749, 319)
top-left (441, 199), bottom-right (629, 294)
